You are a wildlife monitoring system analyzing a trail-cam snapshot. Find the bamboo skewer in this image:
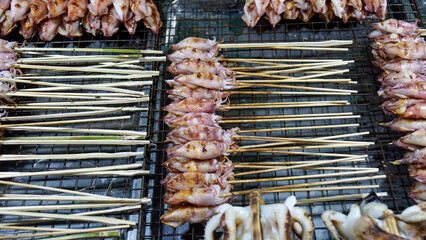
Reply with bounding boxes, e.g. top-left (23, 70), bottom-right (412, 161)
top-left (0, 226), bottom-right (129, 240)
top-left (222, 112), bottom-right (353, 120)
top-left (0, 106), bottom-right (148, 111)
top-left (0, 115), bottom-right (131, 128)
top-left (229, 169), bottom-right (378, 184)
top-left (37, 231), bottom-right (120, 240)
top-left (222, 175), bottom-right (384, 197)
top-left (0, 195), bottom-right (150, 204)
top-left (232, 156), bottom-right (366, 176)
top-left (13, 64), bottom-right (159, 76)
top-left (0, 163), bottom-right (148, 178)
top-left (17, 74), bottom-right (152, 80)
top-left (5, 126), bottom-right (146, 137)
top-left (6, 92), bottom-right (142, 100)
top-left (296, 192), bottom-right (388, 204)
top-left (0, 152), bottom-right (143, 161)
top-left (15, 47), bottom-right (163, 54)
top-left (222, 58), bottom-right (345, 63)
top-left (238, 79), bottom-right (355, 83)
top-left (232, 84), bottom-right (356, 93)
top-left (0, 139), bottom-right (150, 146)
top-left (0, 109), bottom-right (122, 122)
top-left (232, 61), bottom-right (346, 71)
top-left (8, 97), bottom-right (149, 106)
top-left (218, 40), bottom-right (353, 49)
top-left (0, 203), bottom-right (138, 212)
top-left (235, 69), bottom-right (349, 80)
